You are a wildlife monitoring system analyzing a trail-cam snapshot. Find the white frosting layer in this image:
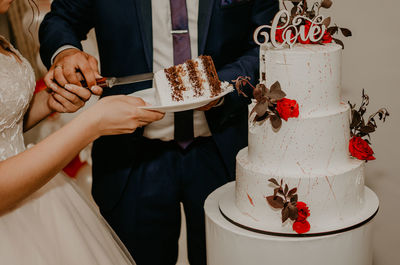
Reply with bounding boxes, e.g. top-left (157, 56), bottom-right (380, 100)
top-left (154, 57), bottom-right (213, 105)
top-left (236, 149), bottom-right (365, 230)
top-left (260, 43), bottom-right (342, 116)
